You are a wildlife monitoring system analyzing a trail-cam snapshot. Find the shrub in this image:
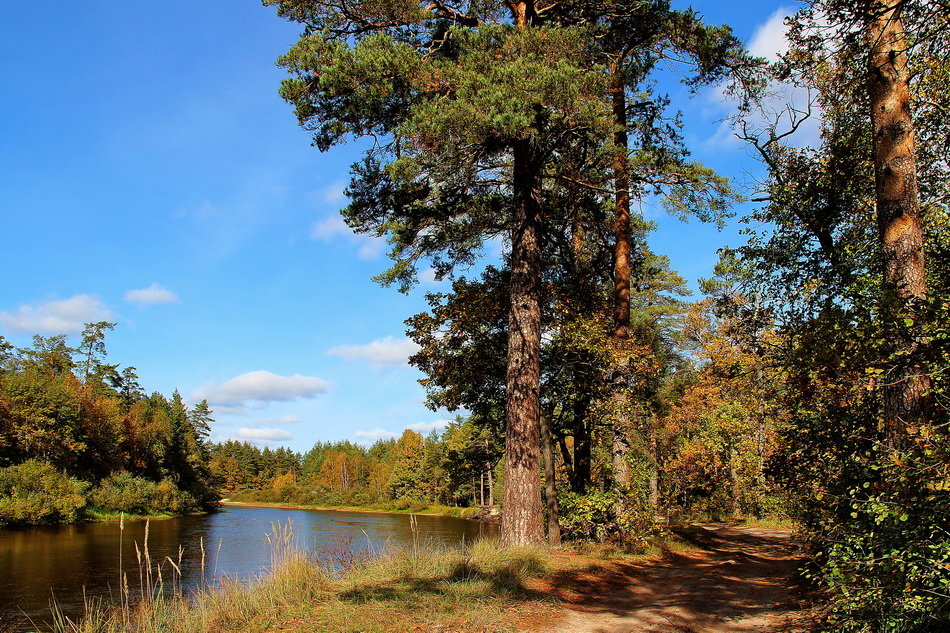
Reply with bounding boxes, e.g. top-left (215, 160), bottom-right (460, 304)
top-left (559, 489), bottom-right (659, 550)
top-left (155, 477), bottom-right (198, 513)
top-left (89, 472), bottom-right (159, 513)
top-left (803, 454), bottom-right (950, 632)
top-left (390, 497), bottom-right (414, 511)
top-left (90, 472), bottom-right (196, 514)
top-left (0, 460), bottom-right (88, 526)
top-left (349, 491), bottom-right (372, 506)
